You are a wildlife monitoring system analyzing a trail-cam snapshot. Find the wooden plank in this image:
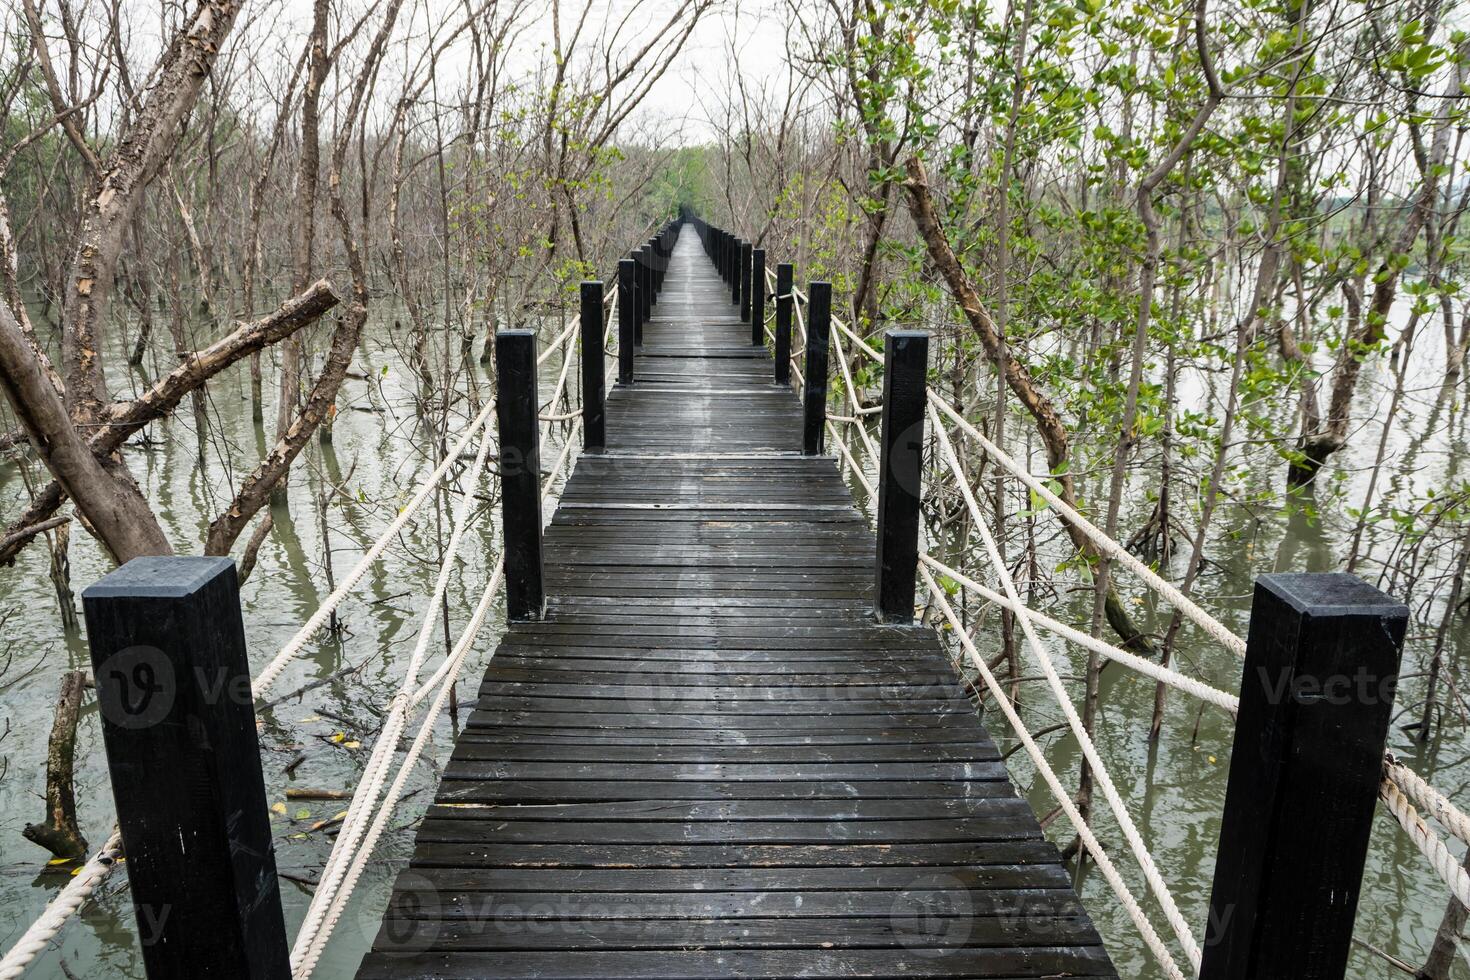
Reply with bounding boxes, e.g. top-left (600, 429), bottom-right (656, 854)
top-left (358, 948), bottom-right (1115, 979)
